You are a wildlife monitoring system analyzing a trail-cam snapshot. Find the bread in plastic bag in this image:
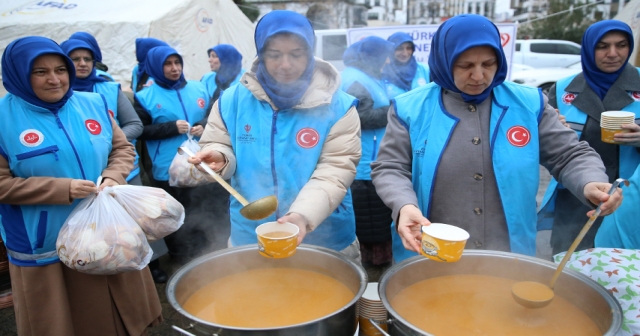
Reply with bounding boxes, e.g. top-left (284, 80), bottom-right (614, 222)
top-left (56, 188), bottom-right (152, 275)
top-left (169, 136), bottom-right (209, 188)
top-left (108, 185), bottom-right (185, 241)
